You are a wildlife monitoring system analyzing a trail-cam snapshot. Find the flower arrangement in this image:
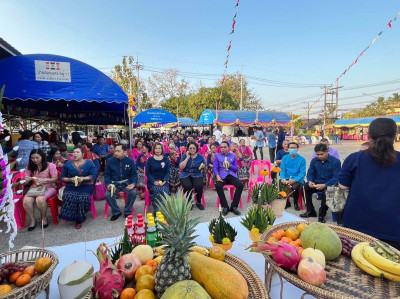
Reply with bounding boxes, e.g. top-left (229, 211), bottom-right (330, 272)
top-left (240, 202), bottom-right (276, 237)
top-left (208, 212), bottom-right (237, 245)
